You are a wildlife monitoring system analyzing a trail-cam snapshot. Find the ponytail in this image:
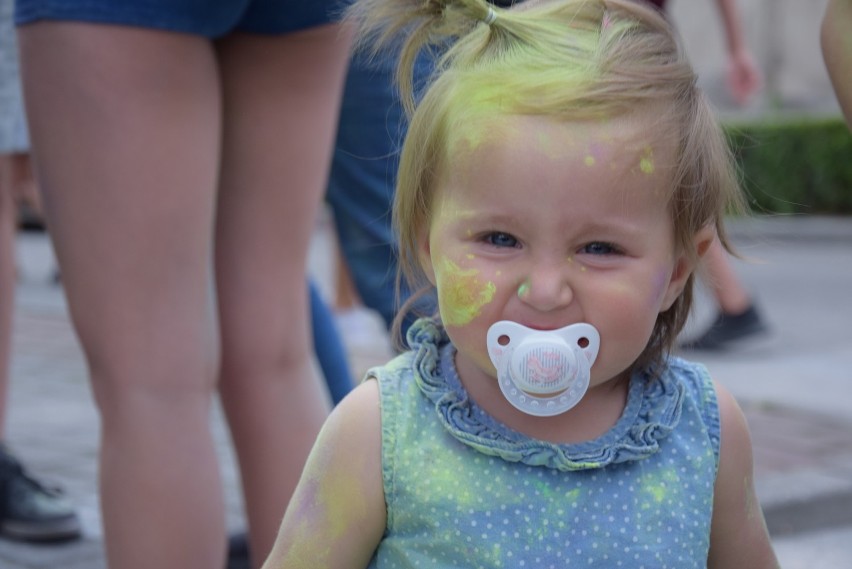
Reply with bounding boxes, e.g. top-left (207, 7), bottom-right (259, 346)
top-left (345, 0), bottom-right (511, 114)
